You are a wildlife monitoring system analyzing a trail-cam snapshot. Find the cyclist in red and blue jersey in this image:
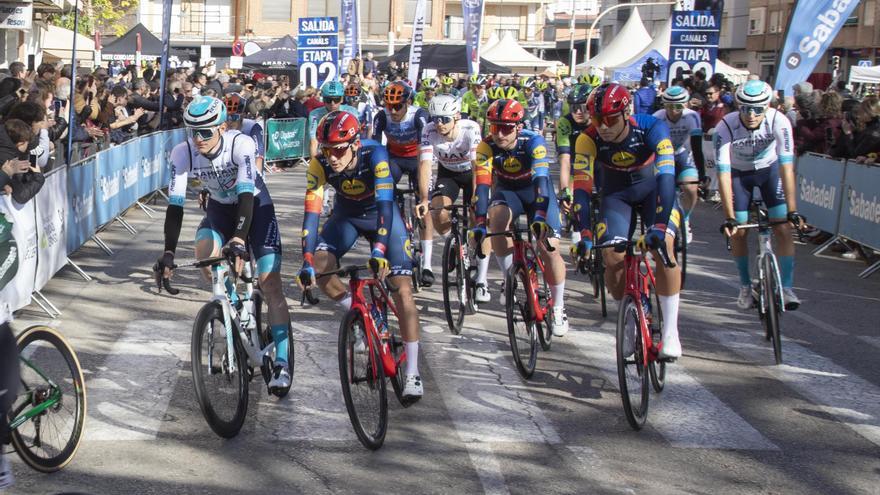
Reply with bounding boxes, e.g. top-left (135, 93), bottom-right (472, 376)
top-left (299, 111), bottom-right (424, 399)
top-left (572, 83), bottom-right (683, 359)
top-left (373, 81), bottom-right (434, 285)
top-left (472, 99), bottom-right (571, 335)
